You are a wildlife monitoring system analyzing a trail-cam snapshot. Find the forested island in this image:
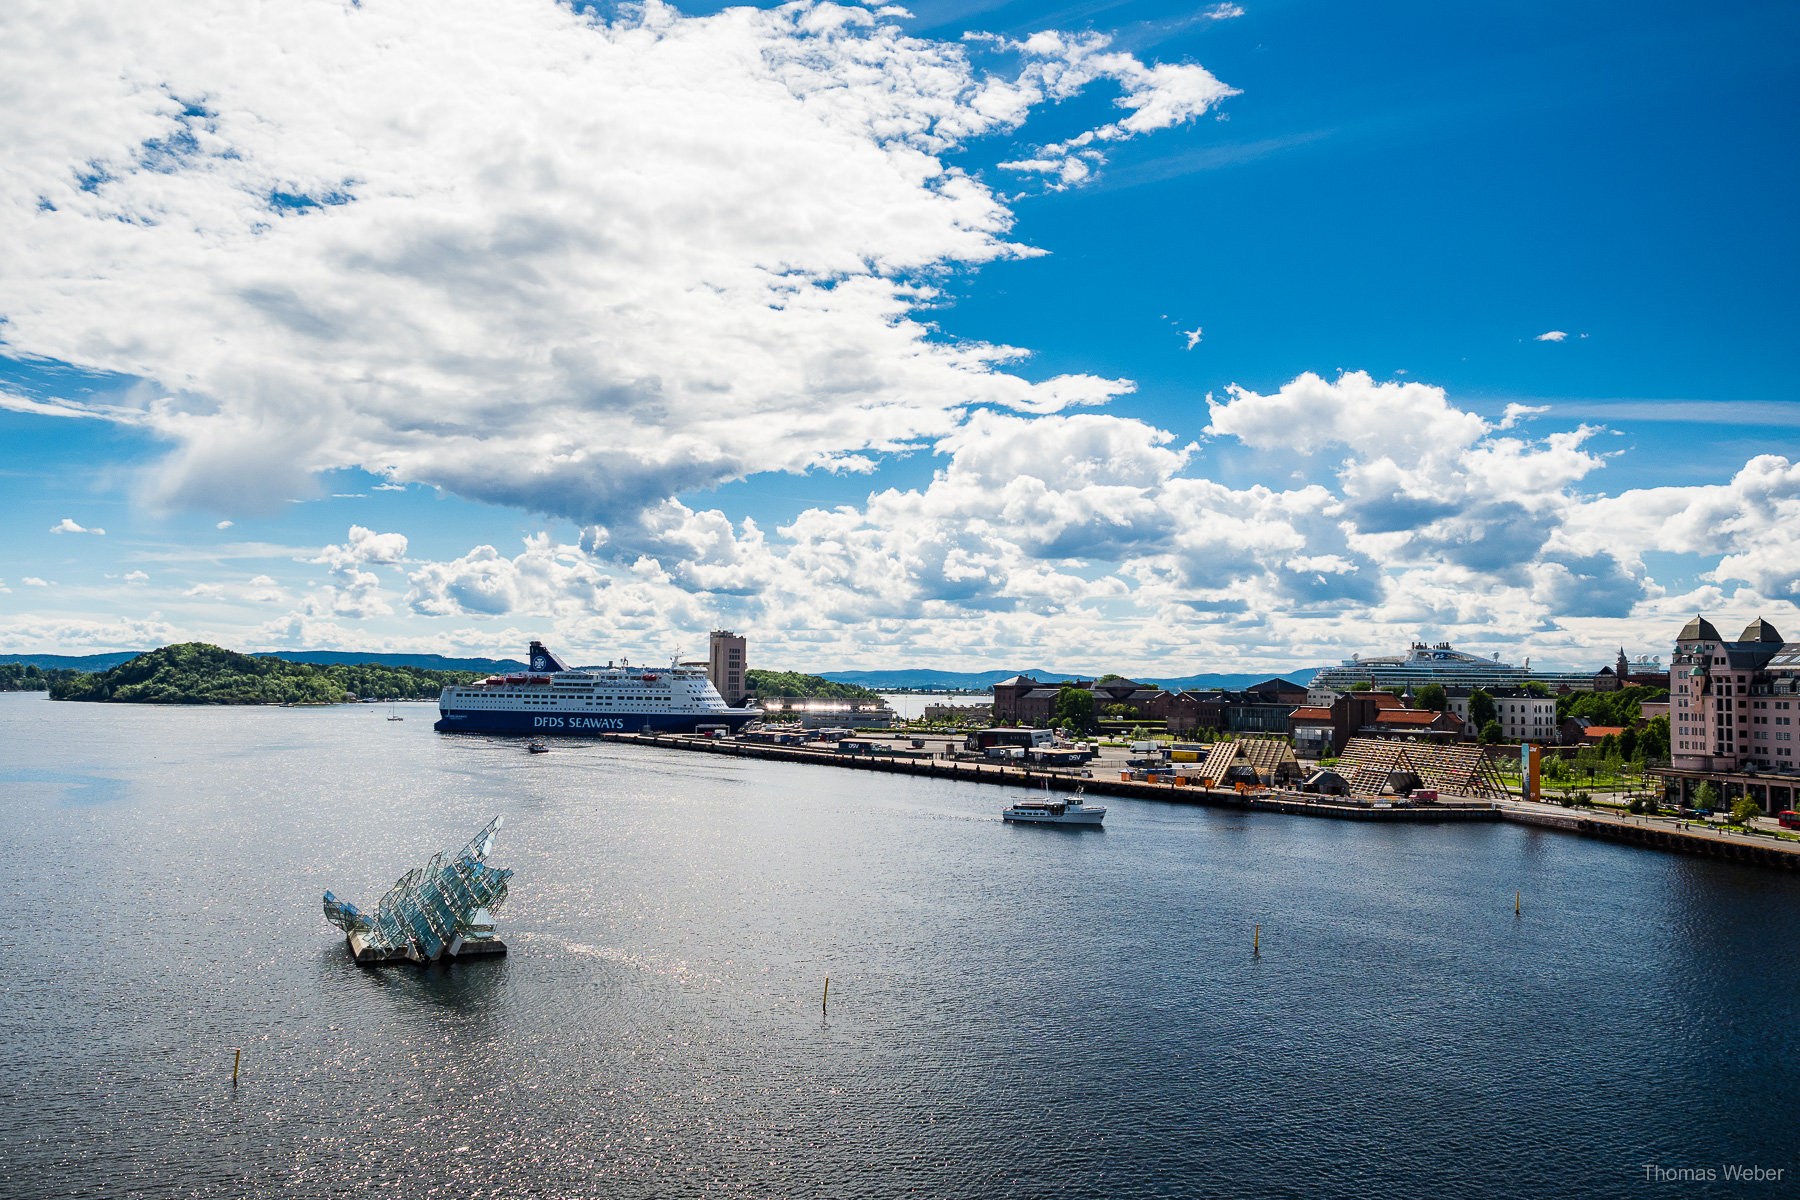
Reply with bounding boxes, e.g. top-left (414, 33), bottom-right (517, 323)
top-left (47, 643), bottom-right (483, 705)
top-left (21, 647), bottom-right (881, 705)
top-left (744, 668), bottom-right (879, 699)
